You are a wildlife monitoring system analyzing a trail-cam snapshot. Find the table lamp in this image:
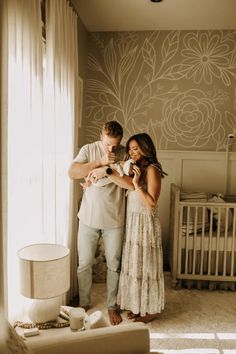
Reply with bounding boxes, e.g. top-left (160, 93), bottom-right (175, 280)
top-left (18, 243), bottom-right (70, 324)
